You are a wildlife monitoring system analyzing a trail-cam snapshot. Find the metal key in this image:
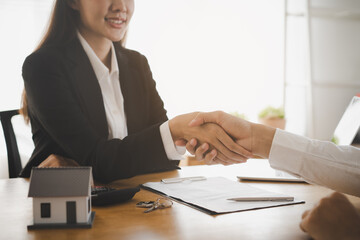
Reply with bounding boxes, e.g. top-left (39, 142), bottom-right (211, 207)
top-left (143, 198), bottom-right (173, 213)
top-left (144, 203), bottom-right (158, 213)
top-left (136, 201), bottom-right (155, 208)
